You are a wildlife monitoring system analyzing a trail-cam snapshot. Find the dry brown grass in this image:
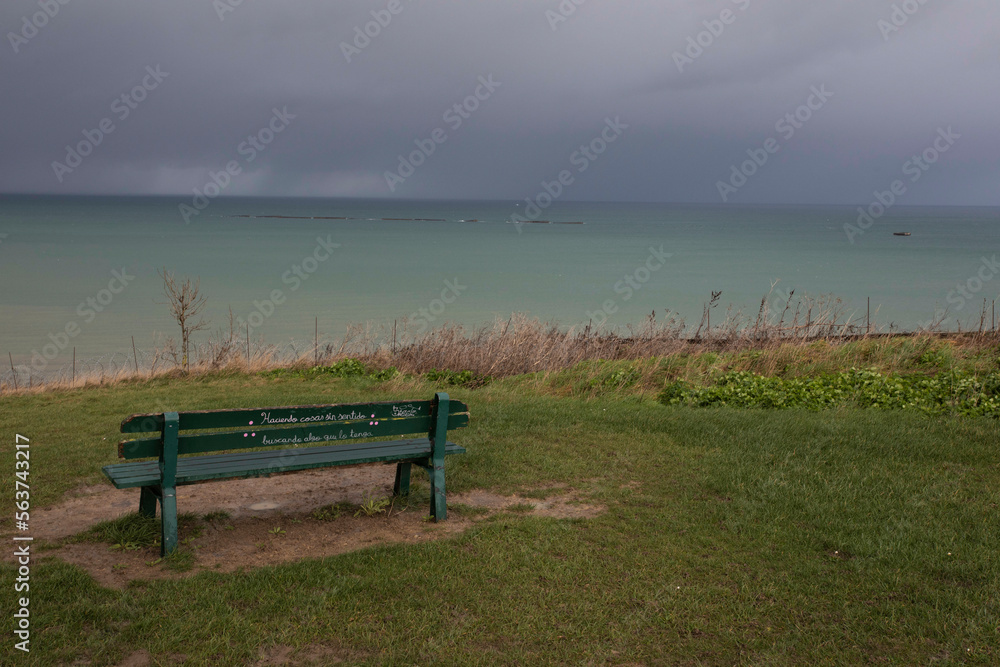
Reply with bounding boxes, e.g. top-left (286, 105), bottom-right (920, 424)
top-left (4, 291), bottom-right (999, 395)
